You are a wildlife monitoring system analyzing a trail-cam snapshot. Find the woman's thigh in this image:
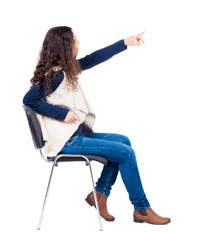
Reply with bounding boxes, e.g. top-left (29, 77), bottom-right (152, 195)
top-left (60, 132), bottom-right (133, 163)
top-left (83, 132), bottom-right (132, 146)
